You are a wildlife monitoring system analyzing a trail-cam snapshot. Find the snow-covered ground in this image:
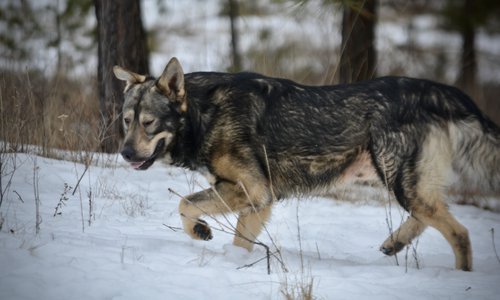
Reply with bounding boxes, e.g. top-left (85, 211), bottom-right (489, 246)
top-left (1, 152), bottom-right (500, 299)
